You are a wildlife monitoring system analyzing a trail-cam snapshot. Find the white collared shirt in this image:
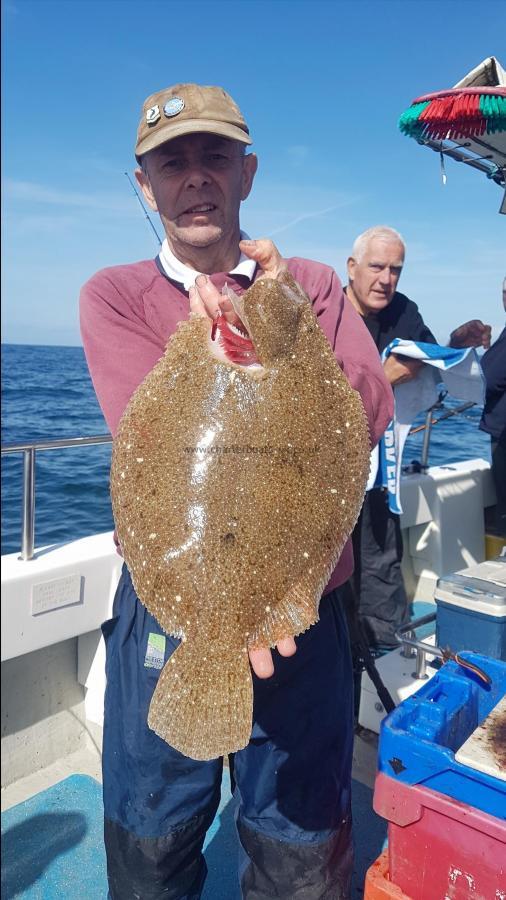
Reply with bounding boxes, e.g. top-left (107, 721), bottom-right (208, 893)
top-left (158, 232), bottom-right (256, 291)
